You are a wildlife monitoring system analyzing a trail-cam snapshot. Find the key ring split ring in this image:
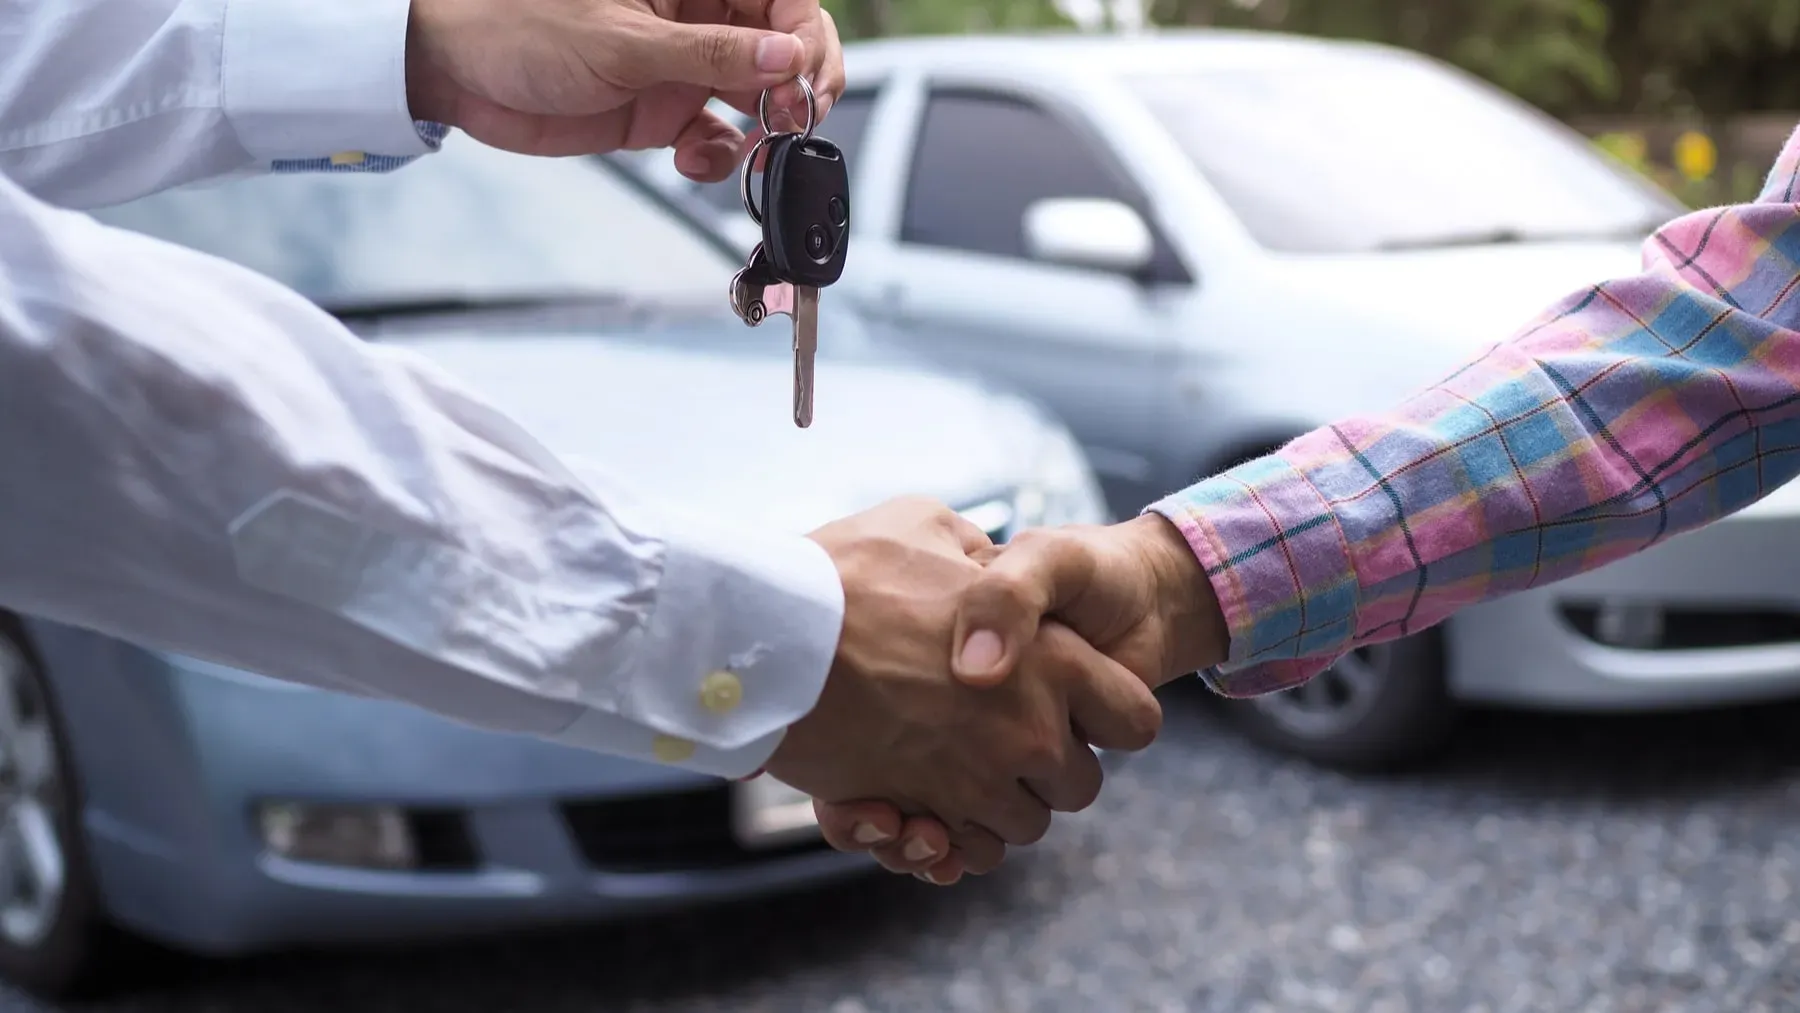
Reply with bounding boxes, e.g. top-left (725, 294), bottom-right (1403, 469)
top-left (759, 75), bottom-right (817, 143)
top-left (741, 76), bottom-right (818, 227)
